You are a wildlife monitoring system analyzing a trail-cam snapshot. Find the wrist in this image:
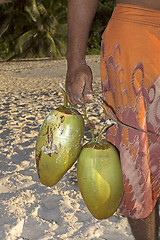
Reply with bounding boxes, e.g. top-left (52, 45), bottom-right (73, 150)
top-left (66, 54), bottom-right (87, 70)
